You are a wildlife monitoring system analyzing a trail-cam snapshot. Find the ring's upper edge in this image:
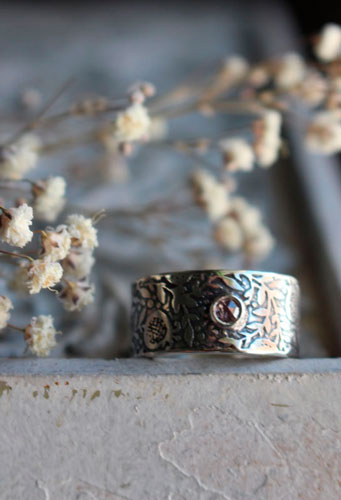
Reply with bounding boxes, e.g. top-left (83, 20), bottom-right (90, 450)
top-left (134, 269), bottom-right (298, 285)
